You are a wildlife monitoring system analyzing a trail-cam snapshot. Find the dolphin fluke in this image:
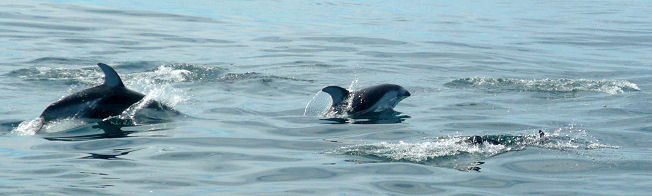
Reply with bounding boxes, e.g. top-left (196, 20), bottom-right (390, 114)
top-left (97, 63), bottom-right (124, 88)
top-left (322, 86), bottom-right (350, 106)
